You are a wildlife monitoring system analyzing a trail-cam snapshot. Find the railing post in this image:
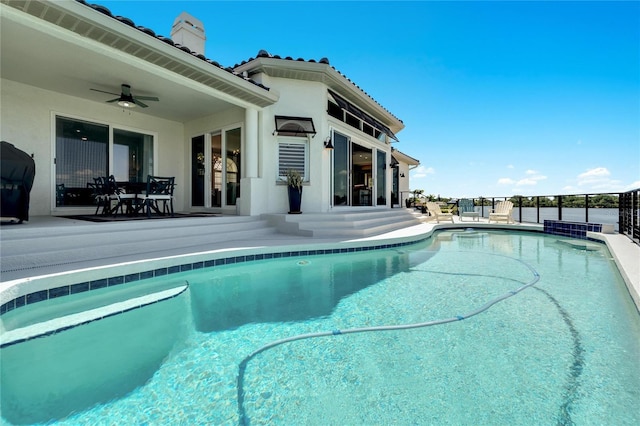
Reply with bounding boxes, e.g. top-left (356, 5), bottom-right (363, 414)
top-left (619, 192), bottom-right (625, 235)
top-left (585, 194), bottom-right (589, 223)
top-left (558, 195), bottom-right (563, 221)
top-left (518, 196), bottom-right (522, 223)
top-left (536, 196), bottom-right (540, 224)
